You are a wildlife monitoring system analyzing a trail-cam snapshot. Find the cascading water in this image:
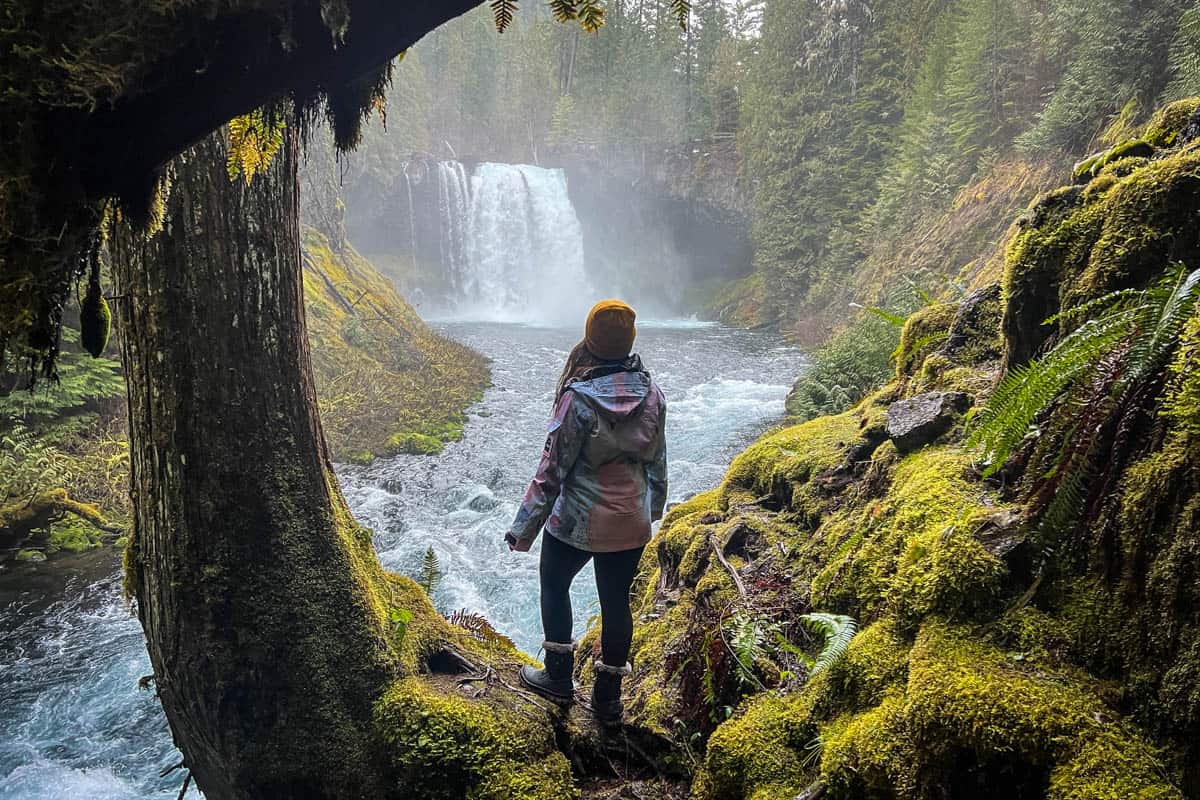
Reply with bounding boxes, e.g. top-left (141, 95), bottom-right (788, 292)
top-left (399, 161), bottom-right (597, 323)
